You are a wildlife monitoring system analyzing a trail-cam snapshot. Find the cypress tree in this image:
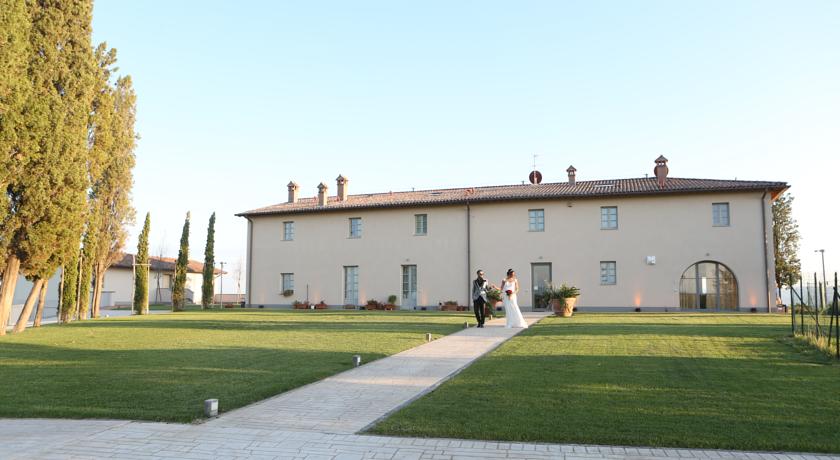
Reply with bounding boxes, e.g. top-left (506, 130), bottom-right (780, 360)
top-left (133, 213), bottom-right (150, 314)
top-left (172, 212), bottom-right (190, 311)
top-left (0, 0), bottom-right (97, 332)
top-left (60, 252), bottom-right (80, 322)
top-left (87, 45), bottom-right (137, 318)
top-left (0, 0), bottom-right (31, 333)
top-left (201, 213), bottom-right (216, 309)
